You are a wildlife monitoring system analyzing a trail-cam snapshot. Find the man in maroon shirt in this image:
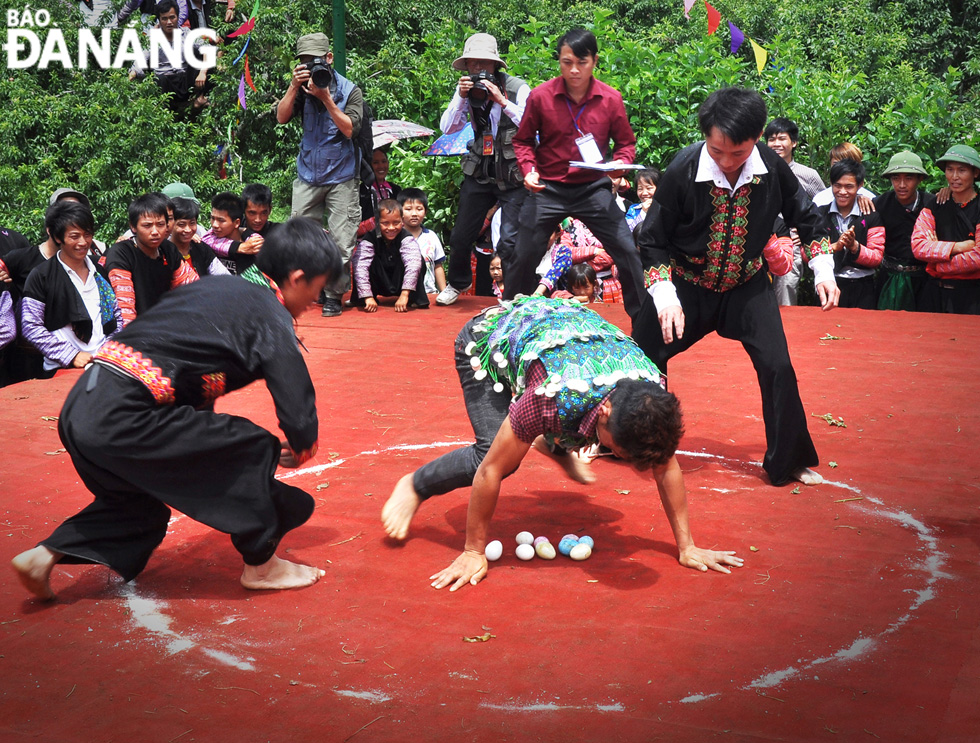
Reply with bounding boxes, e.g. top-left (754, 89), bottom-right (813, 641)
top-left (508, 28), bottom-right (647, 320)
